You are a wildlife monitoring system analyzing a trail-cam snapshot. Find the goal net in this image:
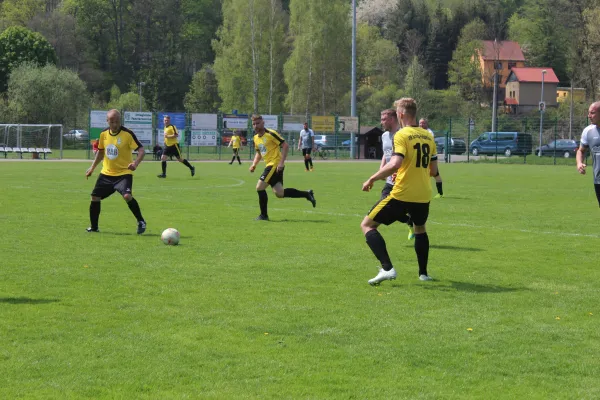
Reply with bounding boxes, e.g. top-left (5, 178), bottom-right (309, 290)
top-left (0, 124), bottom-right (63, 159)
